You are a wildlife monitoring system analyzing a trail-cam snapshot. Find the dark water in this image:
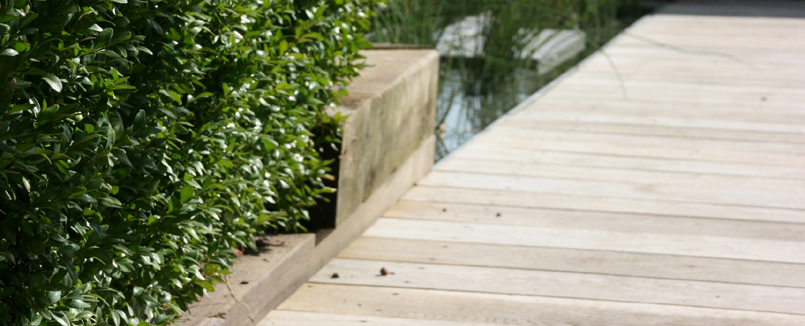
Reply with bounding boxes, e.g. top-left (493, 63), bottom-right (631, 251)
top-left (435, 58), bottom-right (572, 159)
top-left (369, 0), bottom-right (655, 161)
